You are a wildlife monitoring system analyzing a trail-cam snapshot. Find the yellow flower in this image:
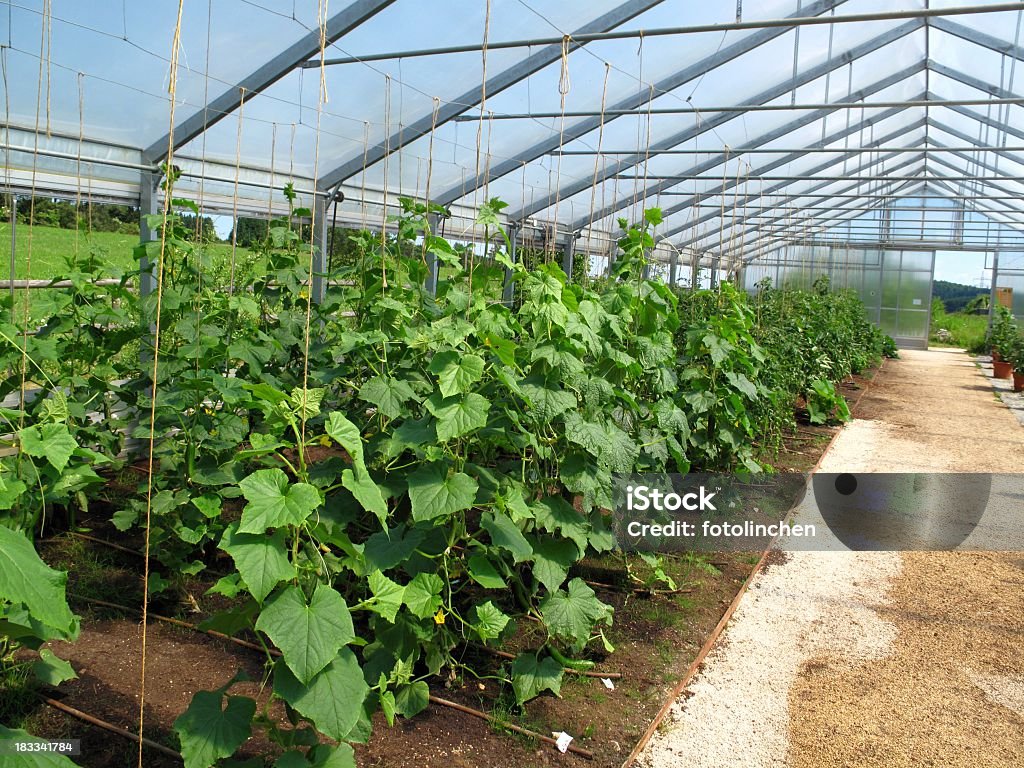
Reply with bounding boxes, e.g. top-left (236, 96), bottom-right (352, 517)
top-left (433, 609), bottom-right (445, 625)
top-left (318, 435), bottom-right (331, 447)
